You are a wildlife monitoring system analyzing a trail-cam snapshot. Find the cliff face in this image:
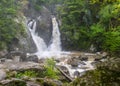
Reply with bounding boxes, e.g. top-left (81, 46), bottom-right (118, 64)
top-left (9, 14), bottom-right (37, 53)
top-left (23, 1), bottom-right (53, 46)
top-left (12, 0), bottom-right (53, 53)
top-left (0, 0), bottom-right (58, 54)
